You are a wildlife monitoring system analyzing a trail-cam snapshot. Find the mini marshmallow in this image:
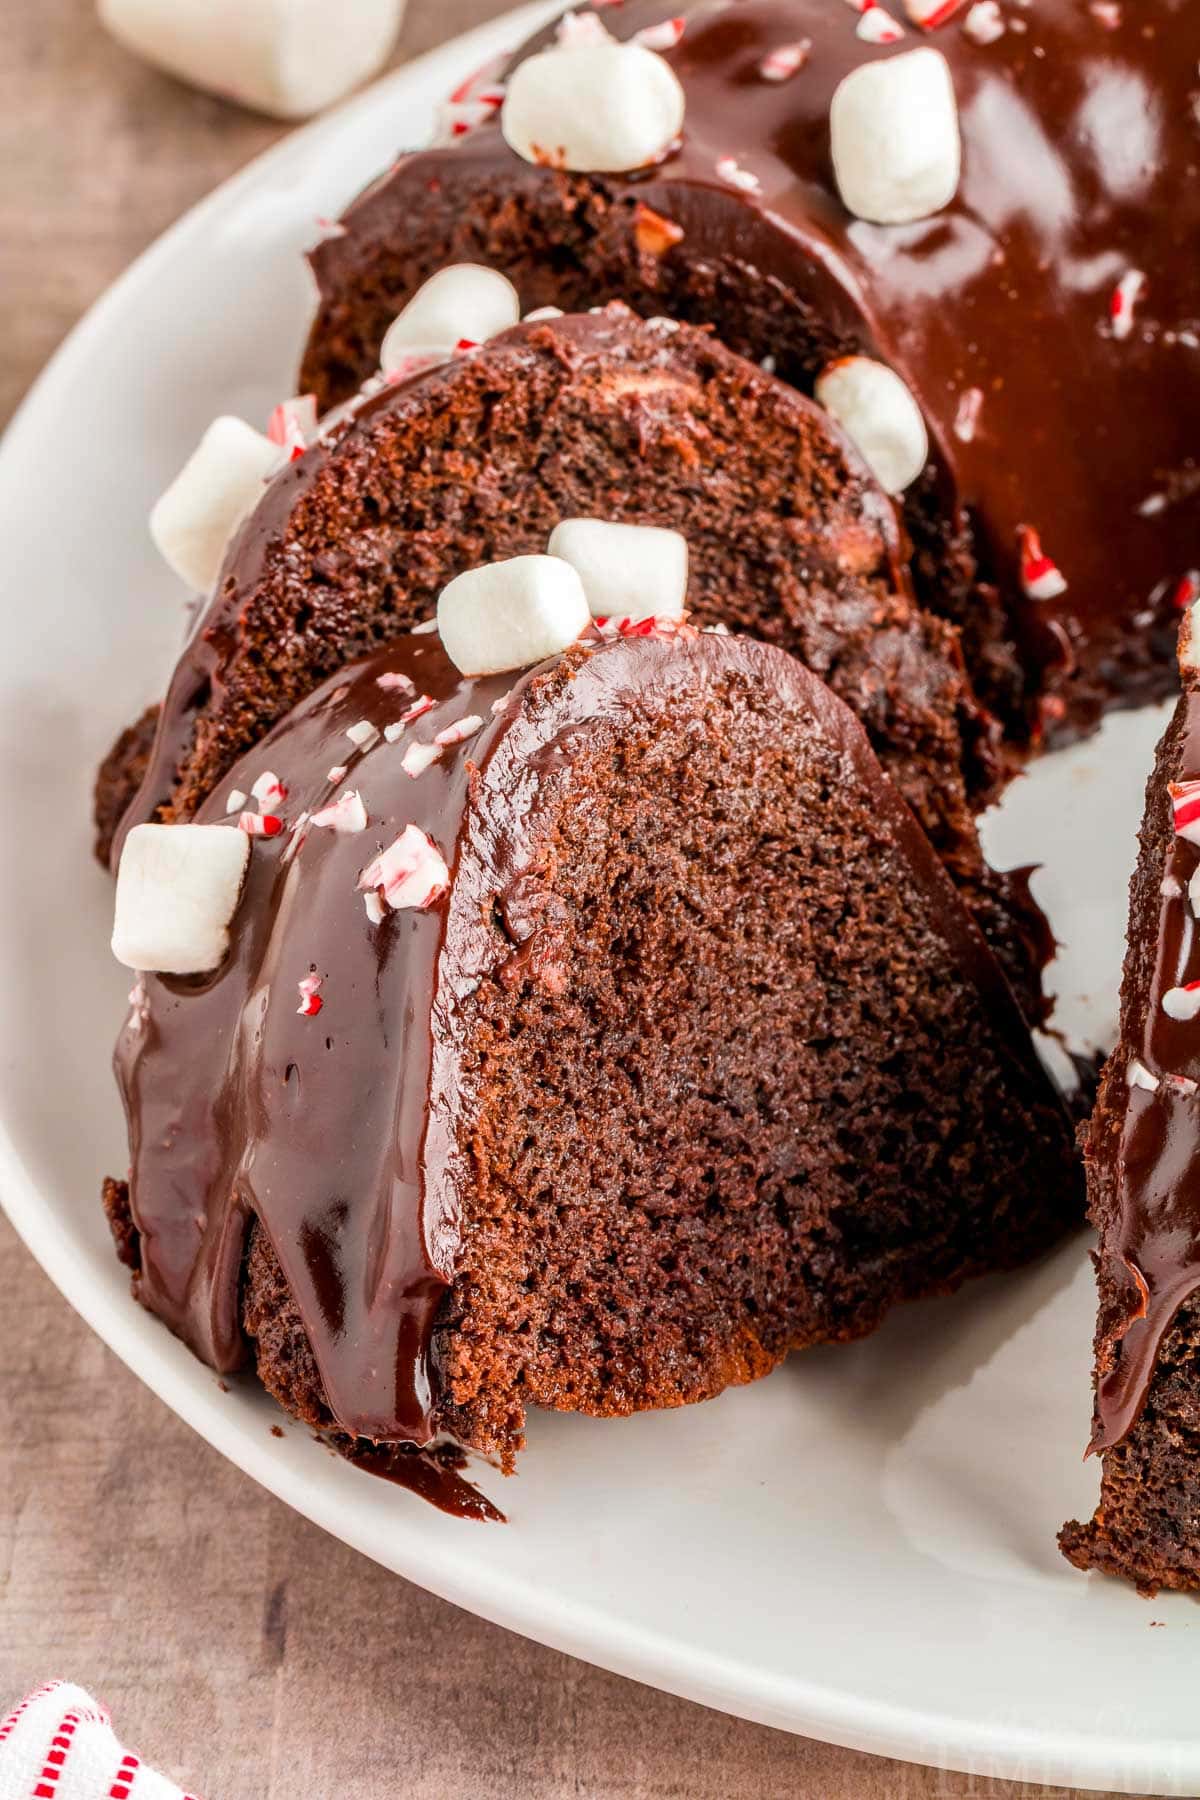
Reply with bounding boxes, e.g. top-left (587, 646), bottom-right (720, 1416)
top-left (112, 823), bottom-right (250, 975)
top-left (379, 266), bottom-right (520, 372)
top-left (548, 519), bottom-right (688, 621)
top-left (98, 0), bottom-right (405, 121)
top-left (501, 41), bottom-right (685, 173)
top-left (815, 356), bottom-right (929, 494)
top-left (830, 47), bottom-right (961, 225)
top-left (150, 415), bottom-right (281, 592)
top-left (438, 556), bottom-right (590, 676)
